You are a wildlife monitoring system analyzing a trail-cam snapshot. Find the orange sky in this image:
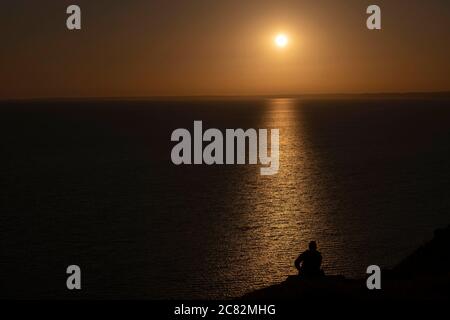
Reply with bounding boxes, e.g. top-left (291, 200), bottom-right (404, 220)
top-left (1, 0), bottom-right (449, 99)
